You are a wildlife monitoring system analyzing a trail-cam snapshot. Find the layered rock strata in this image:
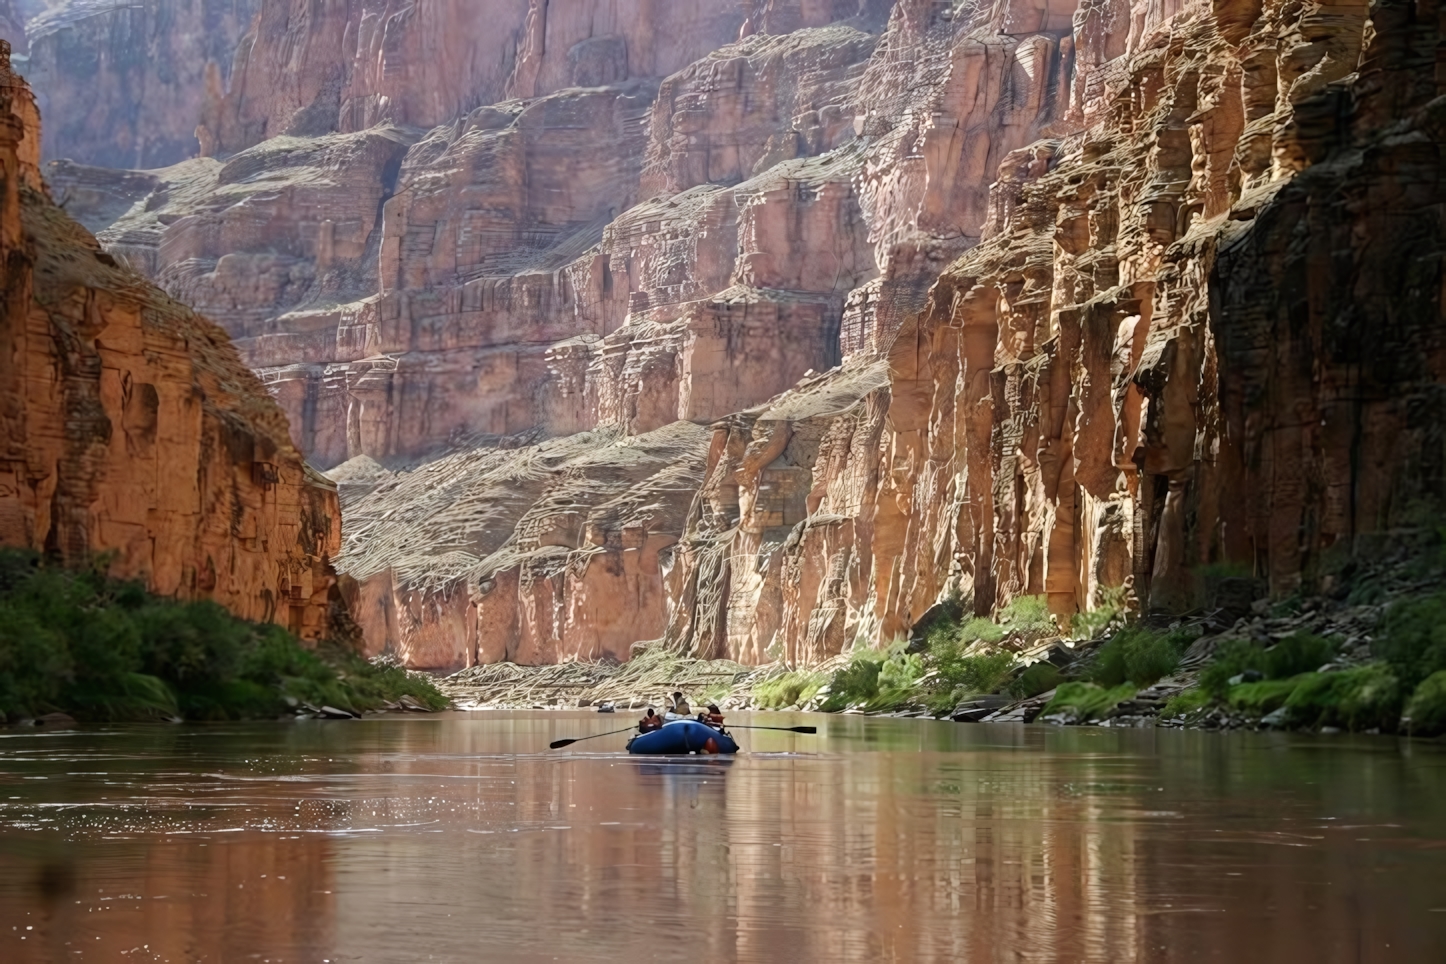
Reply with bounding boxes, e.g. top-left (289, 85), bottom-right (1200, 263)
top-left (664, 0), bottom-right (1445, 661)
top-left (49, 0), bottom-right (1446, 668)
top-left (0, 46), bottom-right (340, 637)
